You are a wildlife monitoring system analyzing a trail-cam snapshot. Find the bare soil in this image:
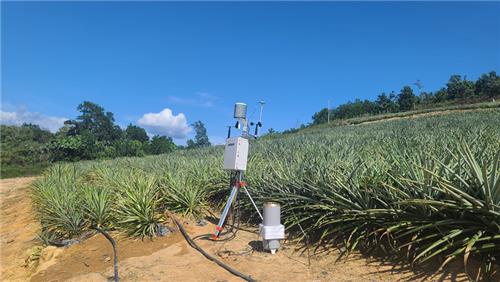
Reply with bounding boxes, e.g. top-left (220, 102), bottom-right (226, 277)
top-left (1, 177), bottom-right (475, 282)
top-left (1, 177), bottom-right (40, 281)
